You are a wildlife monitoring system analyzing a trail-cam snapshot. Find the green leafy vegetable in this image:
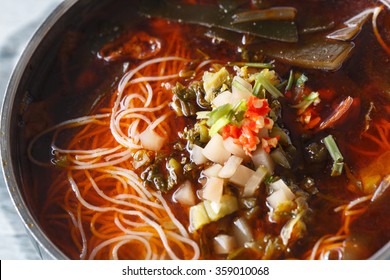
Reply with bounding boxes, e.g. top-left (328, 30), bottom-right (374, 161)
top-left (171, 82), bottom-right (210, 117)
